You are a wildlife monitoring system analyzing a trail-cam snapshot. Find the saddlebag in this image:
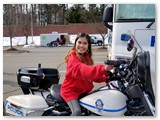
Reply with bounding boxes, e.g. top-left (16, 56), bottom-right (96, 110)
top-left (5, 95), bottom-right (48, 116)
top-left (17, 67), bottom-right (60, 90)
